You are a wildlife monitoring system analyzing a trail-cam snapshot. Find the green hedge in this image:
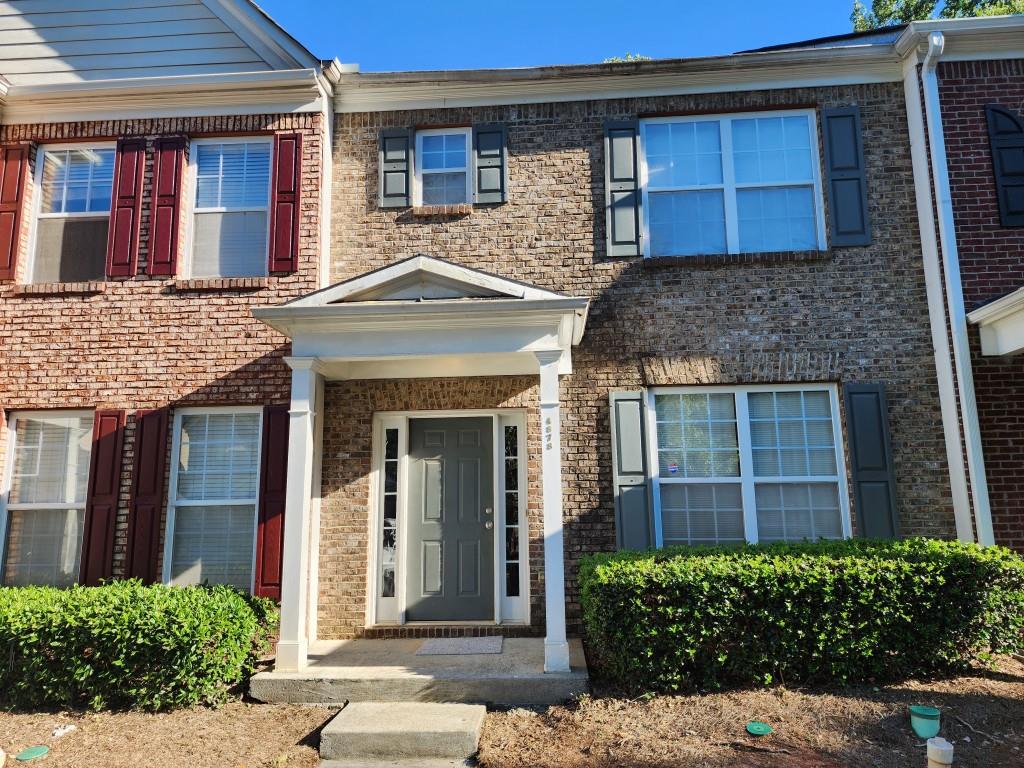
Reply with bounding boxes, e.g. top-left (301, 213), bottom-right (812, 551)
top-left (580, 538), bottom-right (1024, 692)
top-left (0, 580), bottom-right (278, 711)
